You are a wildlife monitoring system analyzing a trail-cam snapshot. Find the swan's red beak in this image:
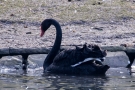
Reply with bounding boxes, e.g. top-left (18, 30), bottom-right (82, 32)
top-left (40, 29), bottom-right (45, 37)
